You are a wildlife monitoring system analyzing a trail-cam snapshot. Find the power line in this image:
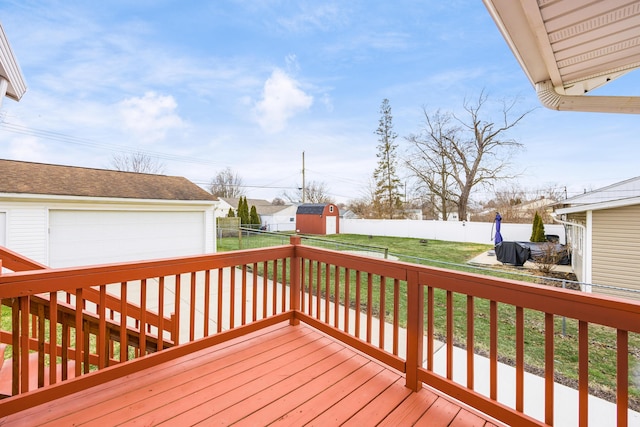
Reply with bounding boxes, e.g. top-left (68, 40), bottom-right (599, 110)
top-left (0, 121), bottom-right (222, 167)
